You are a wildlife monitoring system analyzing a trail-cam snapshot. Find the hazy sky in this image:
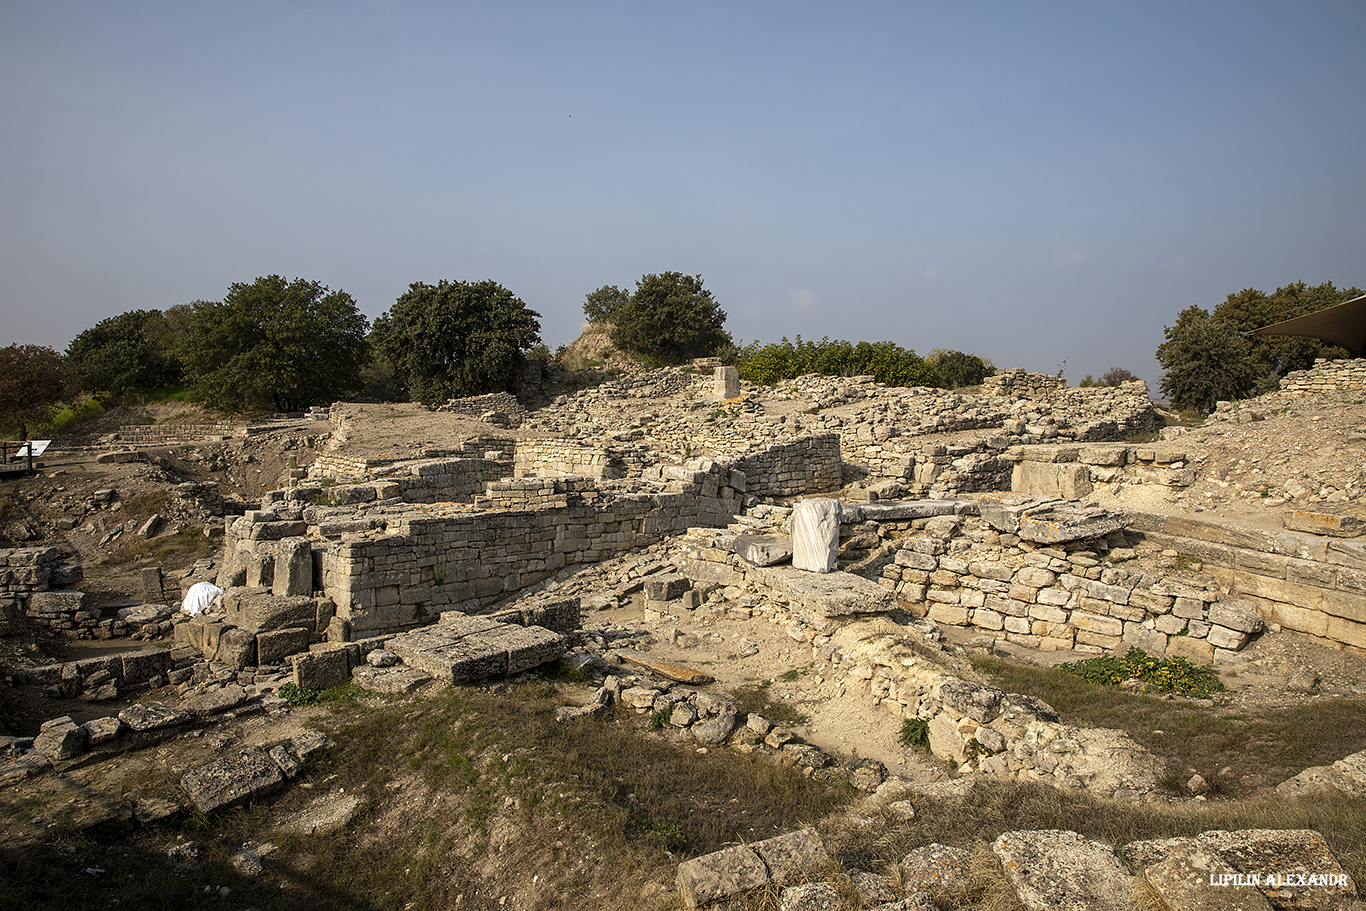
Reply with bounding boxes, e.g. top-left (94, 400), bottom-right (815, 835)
top-left (3, 2), bottom-right (1363, 389)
